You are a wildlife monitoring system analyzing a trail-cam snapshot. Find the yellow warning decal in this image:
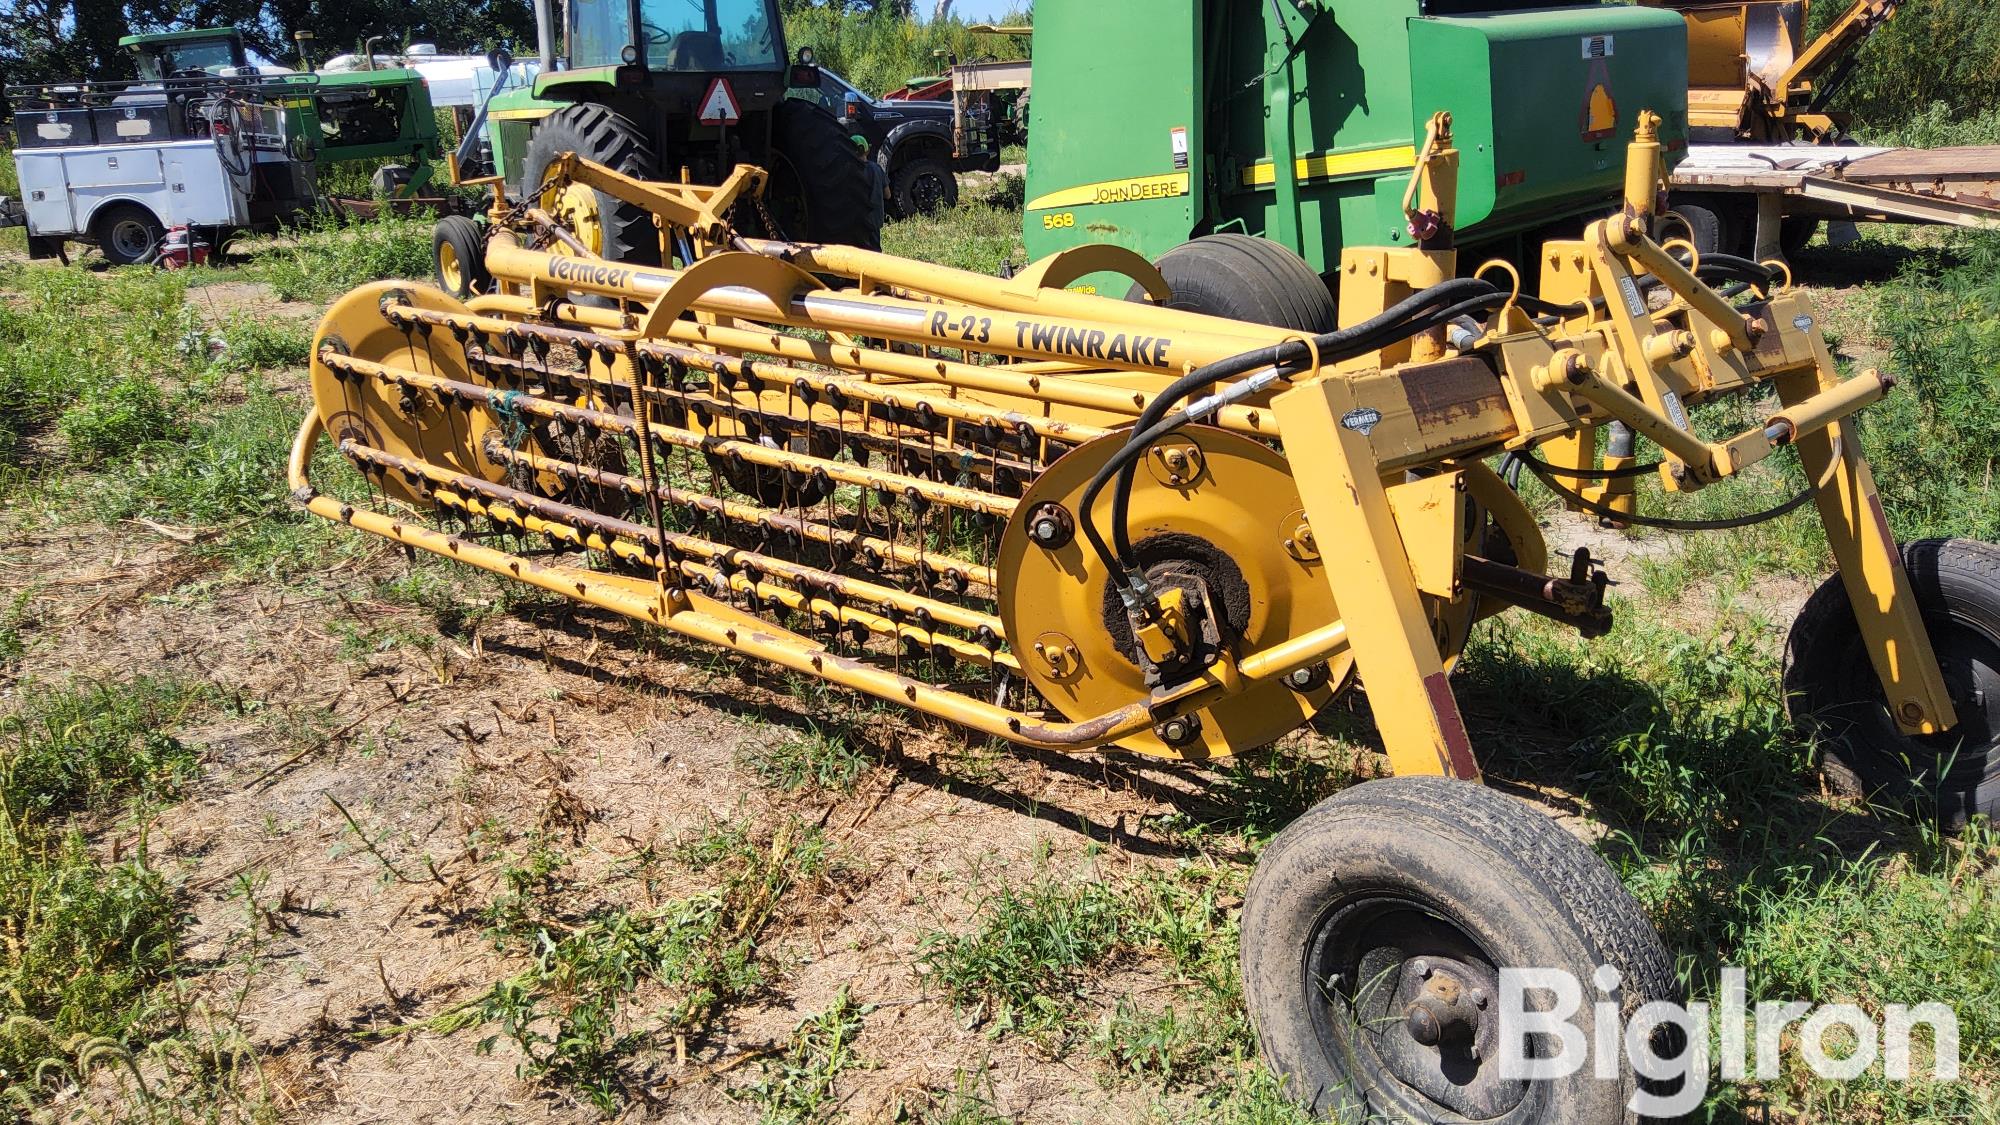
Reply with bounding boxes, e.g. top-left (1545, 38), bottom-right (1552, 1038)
top-left (1239, 144), bottom-right (1419, 188)
top-left (1025, 172), bottom-right (1191, 212)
